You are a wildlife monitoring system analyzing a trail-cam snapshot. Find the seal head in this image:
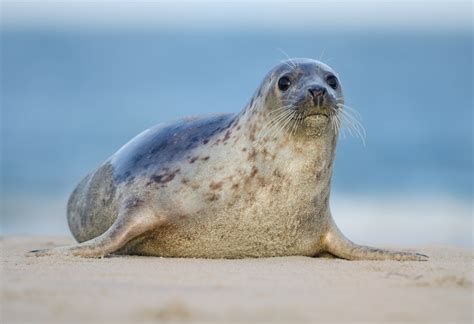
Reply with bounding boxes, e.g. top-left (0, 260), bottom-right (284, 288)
top-left (250, 59), bottom-right (342, 140)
